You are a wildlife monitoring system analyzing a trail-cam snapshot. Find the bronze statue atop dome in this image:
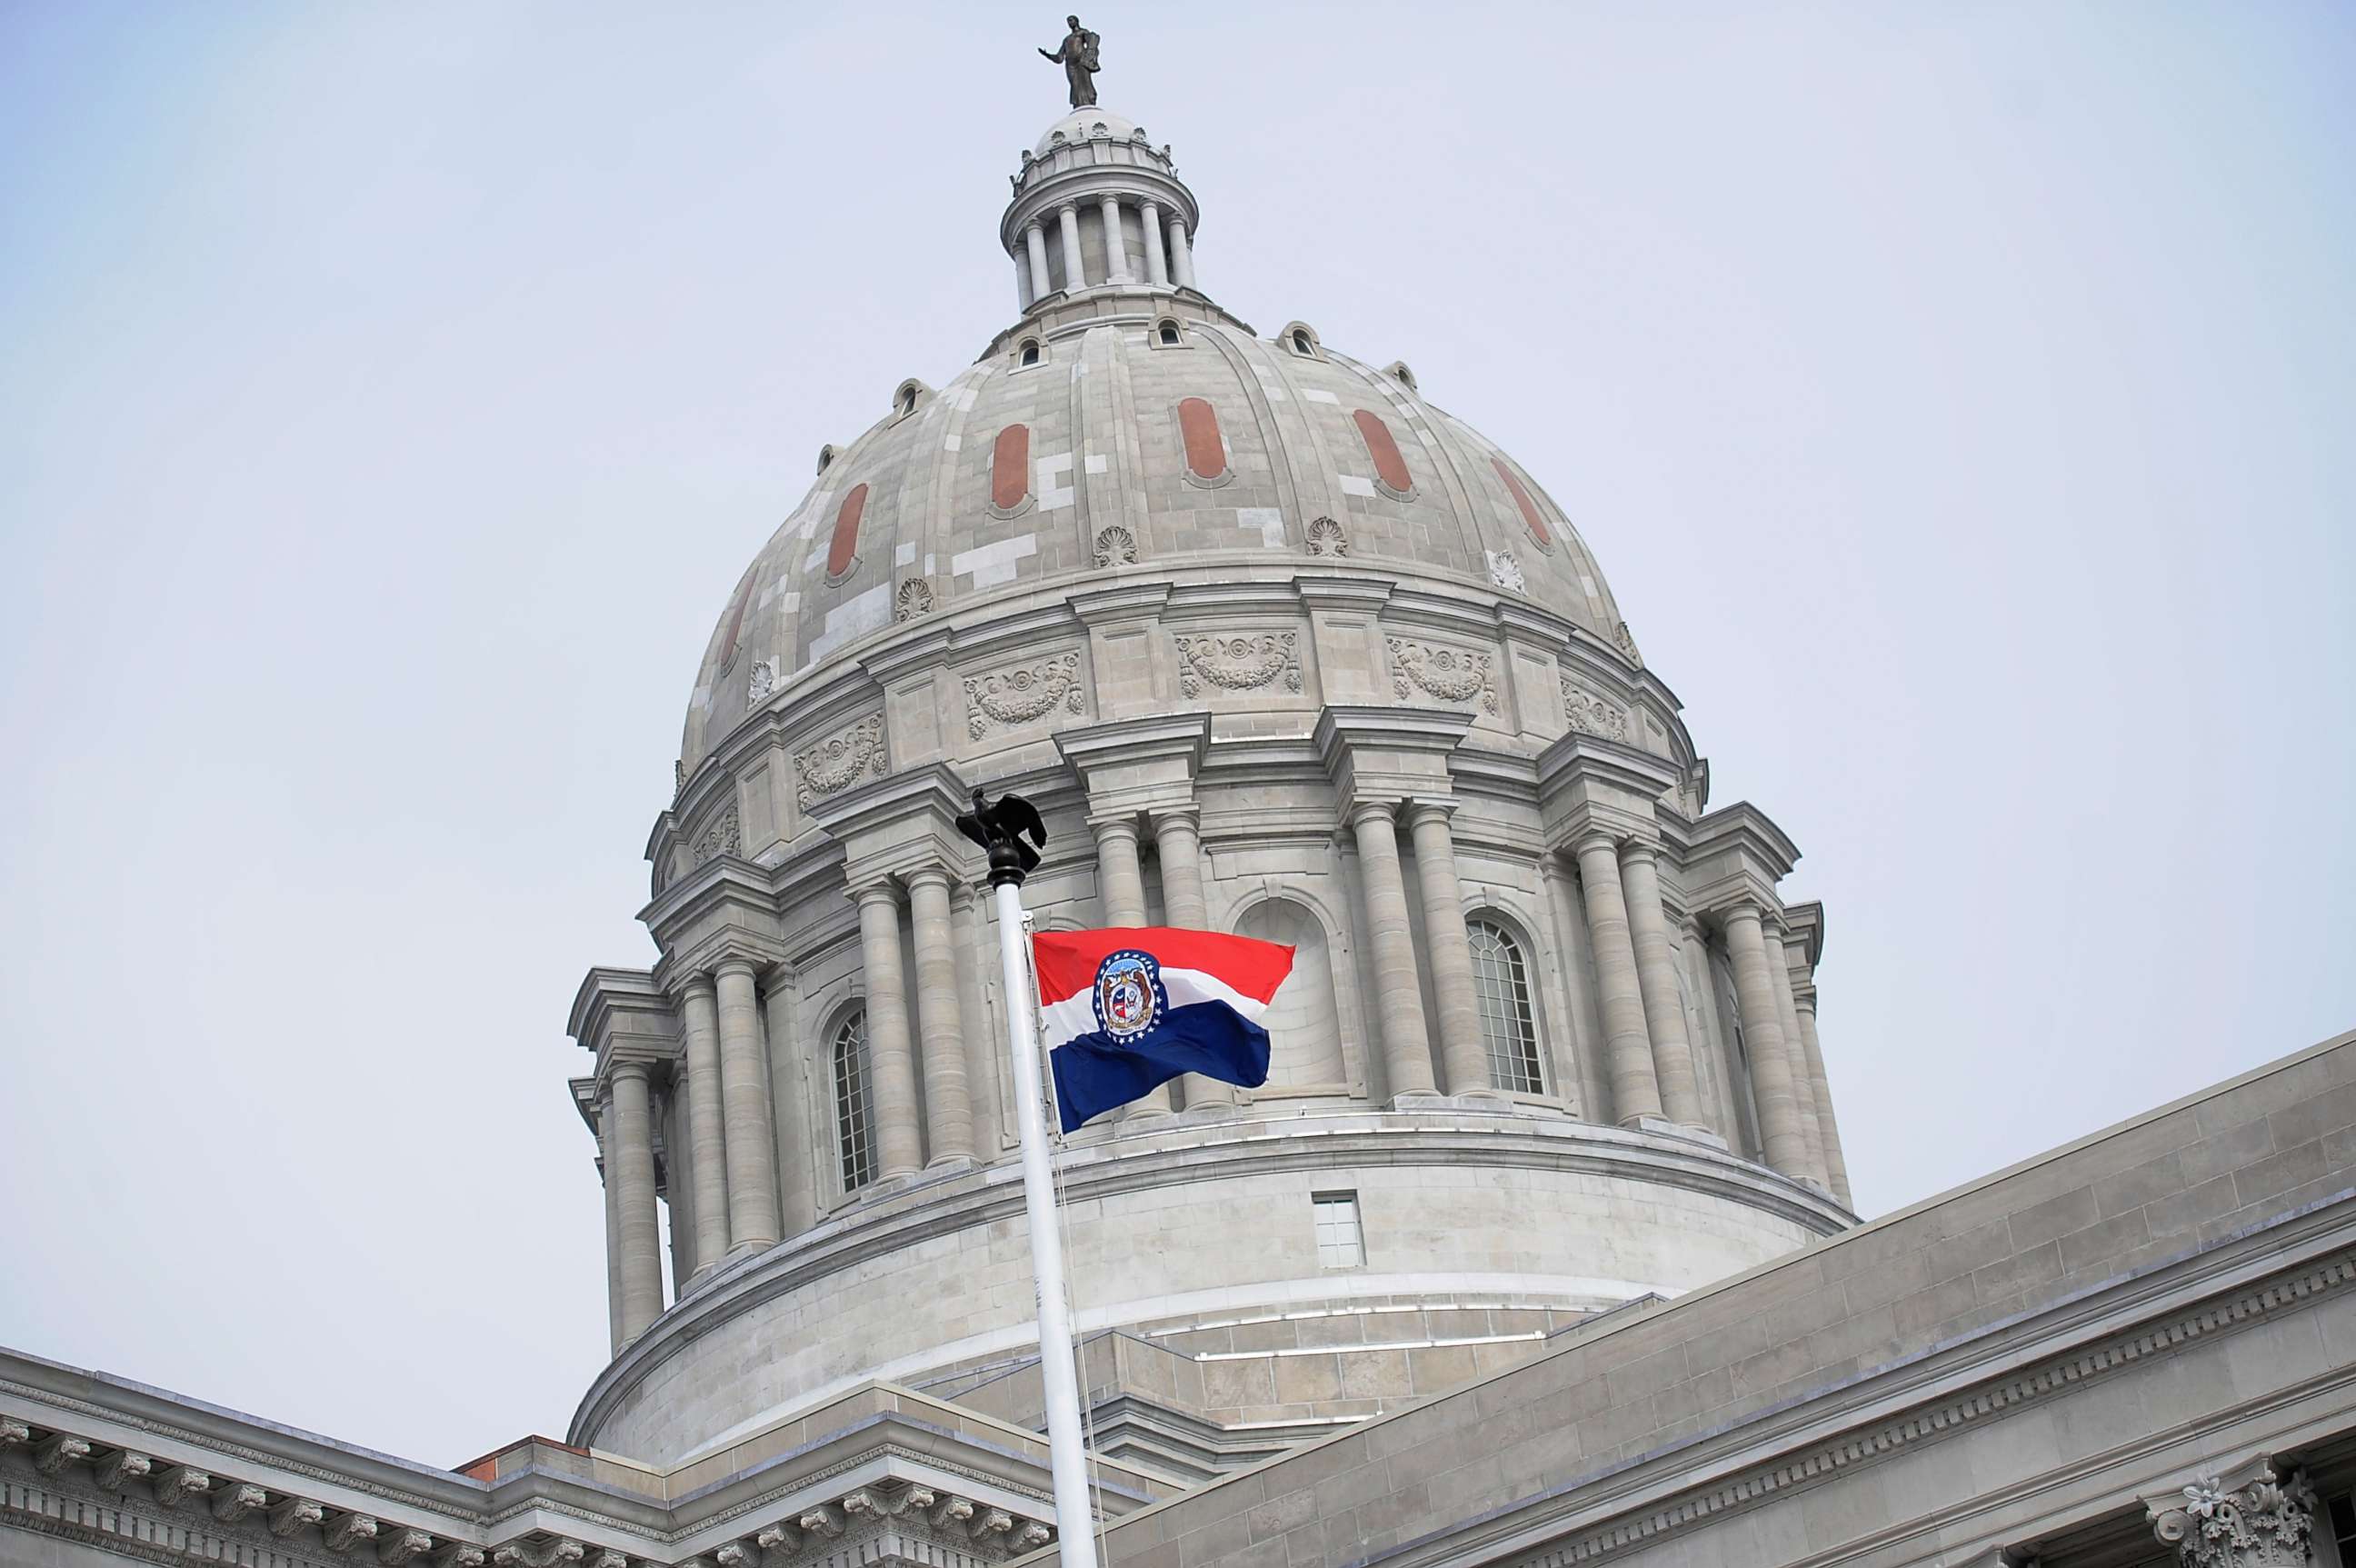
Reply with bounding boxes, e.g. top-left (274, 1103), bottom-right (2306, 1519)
top-left (1039, 15), bottom-right (1100, 109)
